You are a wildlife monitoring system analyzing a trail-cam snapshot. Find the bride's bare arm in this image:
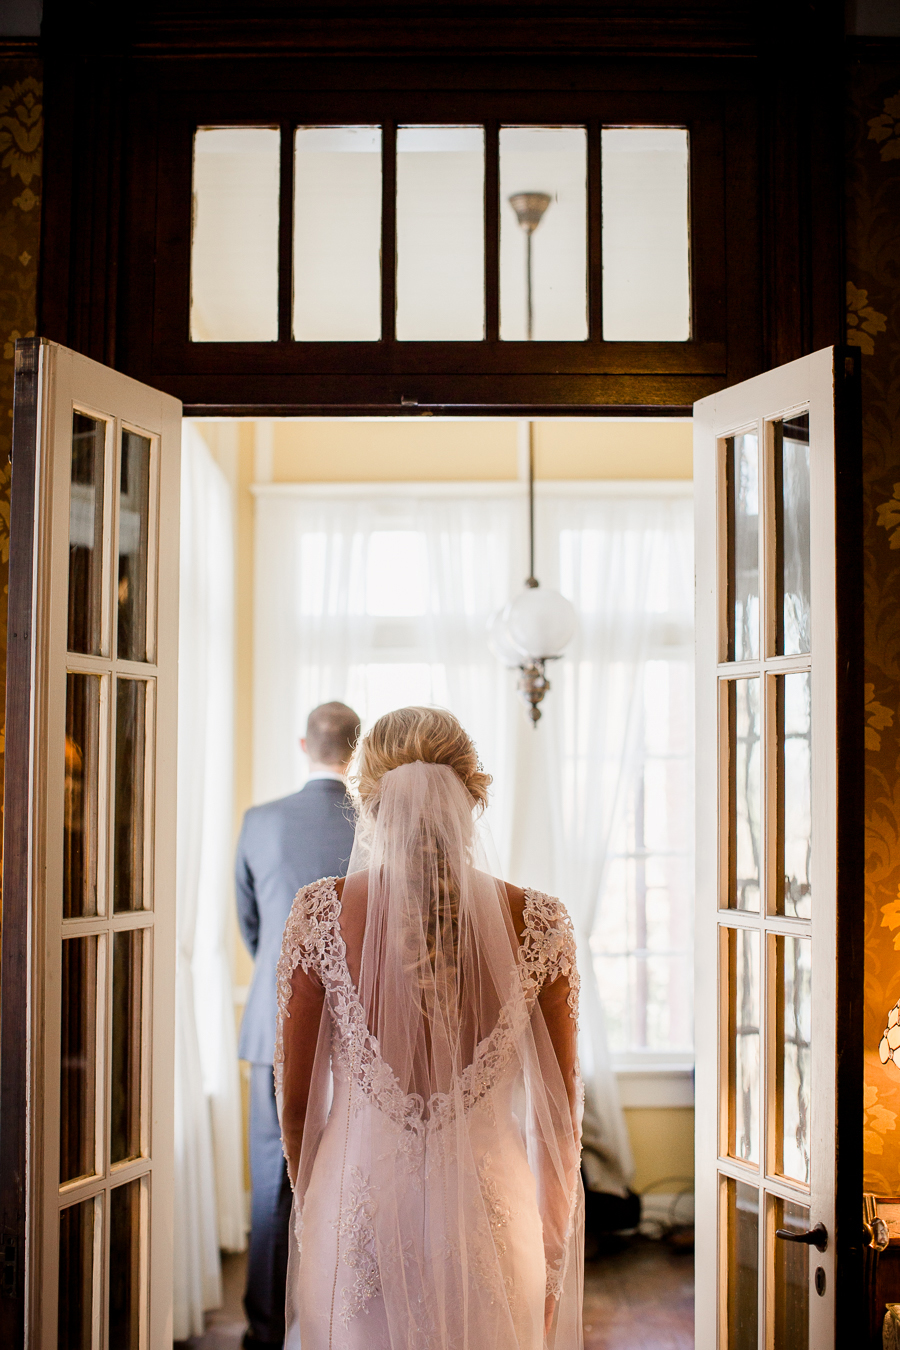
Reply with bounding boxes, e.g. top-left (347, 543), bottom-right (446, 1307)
top-left (280, 963), bottom-right (326, 1186)
top-left (538, 970), bottom-right (580, 1130)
